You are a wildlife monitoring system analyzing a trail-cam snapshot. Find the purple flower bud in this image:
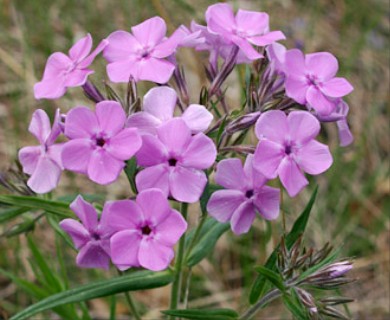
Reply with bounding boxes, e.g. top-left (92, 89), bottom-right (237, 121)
top-left (328, 261), bottom-right (353, 278)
